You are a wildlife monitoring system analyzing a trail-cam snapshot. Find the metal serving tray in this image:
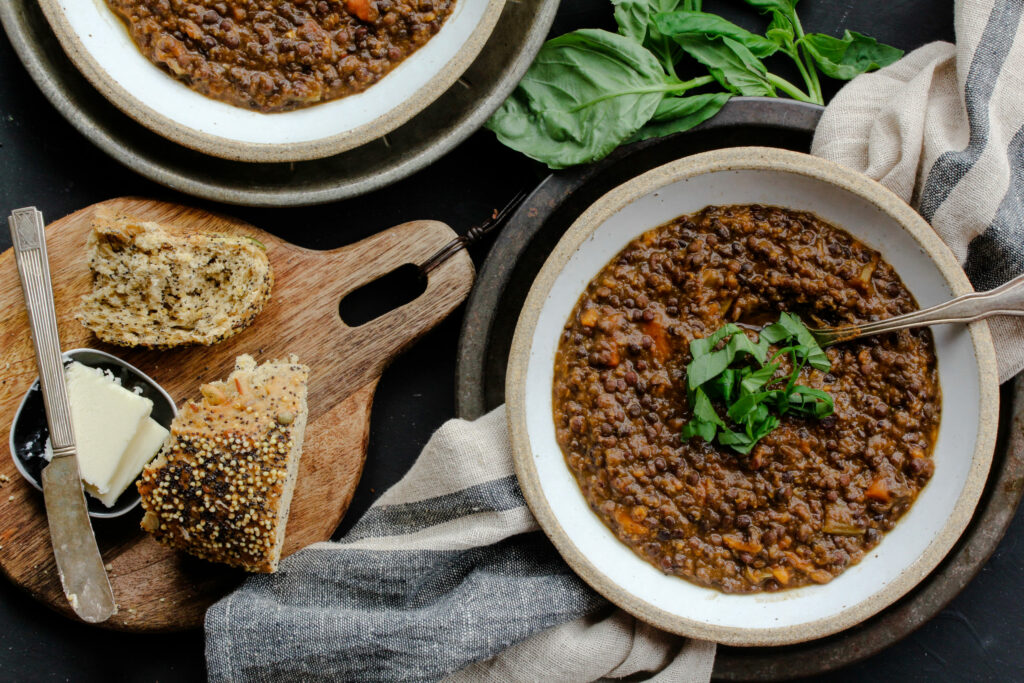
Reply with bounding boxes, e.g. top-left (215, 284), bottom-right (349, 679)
top-left (454, 97), bottom-right (1024, 680)
top-left (0, 0), bottom-right (558, 206)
